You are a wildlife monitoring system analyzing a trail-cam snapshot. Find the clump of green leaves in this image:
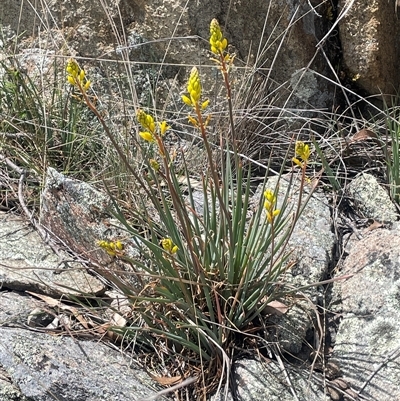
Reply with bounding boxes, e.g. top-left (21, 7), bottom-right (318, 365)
top-left (66, 19), bottom-right (314, 398)
top-left (0, 57), bottom-right (102, 177)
